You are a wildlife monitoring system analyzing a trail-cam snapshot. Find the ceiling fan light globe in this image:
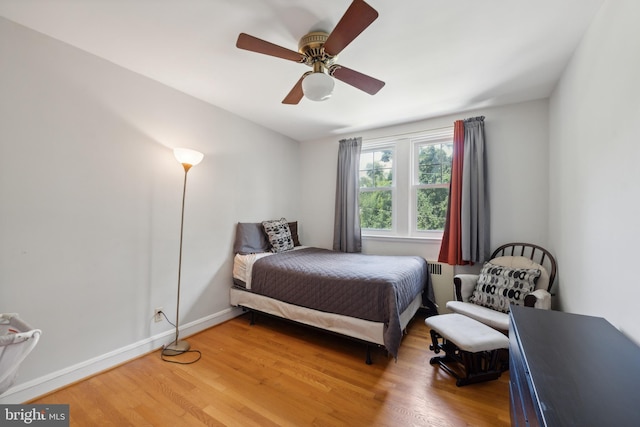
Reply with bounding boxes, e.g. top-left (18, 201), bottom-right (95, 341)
top-left (302, 72), bottom-right (334, 101)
